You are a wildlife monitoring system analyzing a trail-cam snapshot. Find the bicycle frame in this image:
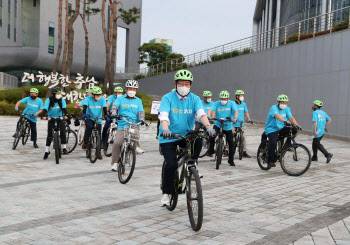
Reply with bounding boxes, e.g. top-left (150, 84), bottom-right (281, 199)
top-left (275, 126), bottom-right (299, 160)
